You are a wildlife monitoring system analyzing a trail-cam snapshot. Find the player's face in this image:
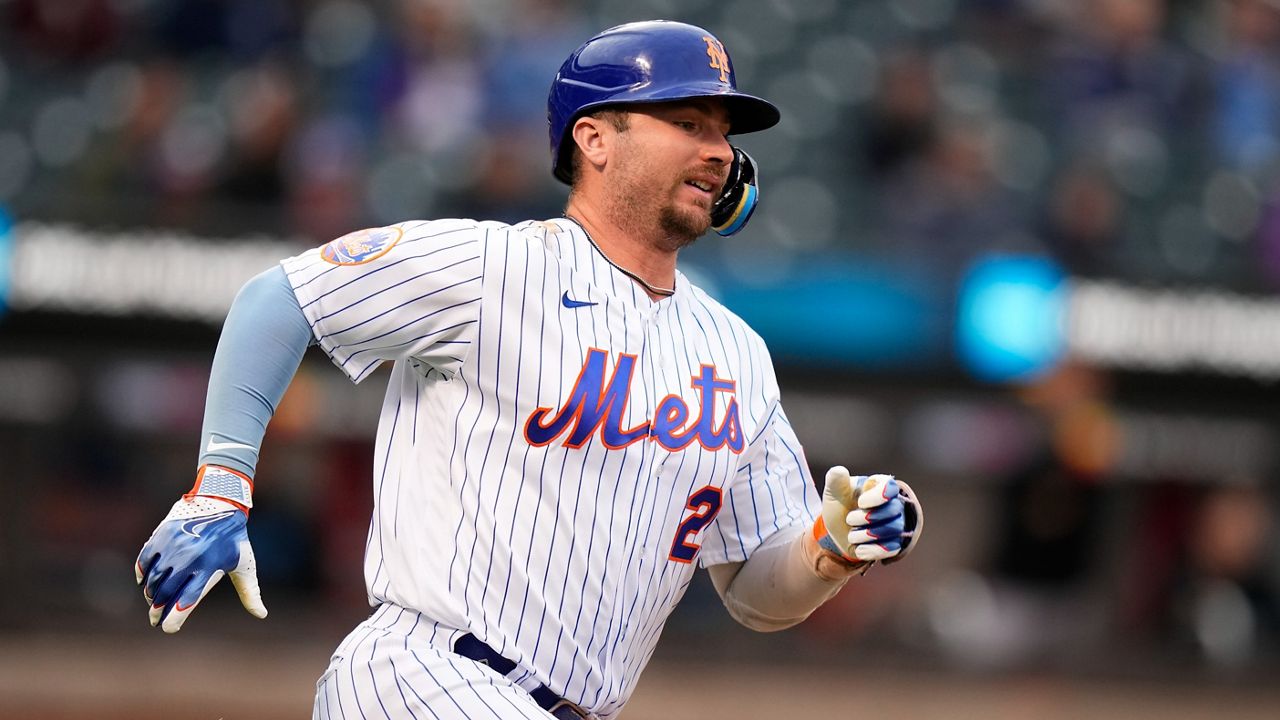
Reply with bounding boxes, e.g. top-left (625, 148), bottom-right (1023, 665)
top-left (606, 100), bottom-right (733, 251)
